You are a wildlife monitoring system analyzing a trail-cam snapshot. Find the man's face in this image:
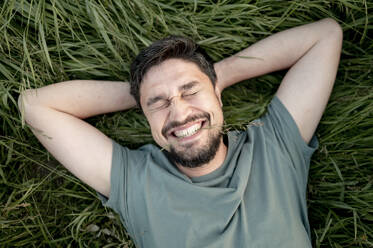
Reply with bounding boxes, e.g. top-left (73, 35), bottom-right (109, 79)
top-left (140, 58), bottom-right (224, 168)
